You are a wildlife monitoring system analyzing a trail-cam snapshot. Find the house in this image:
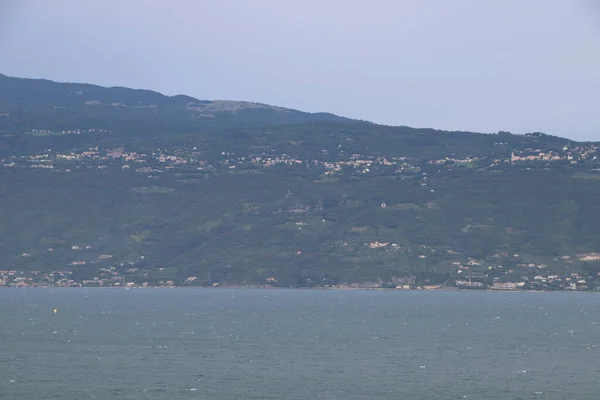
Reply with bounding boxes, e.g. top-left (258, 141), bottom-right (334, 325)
top-left (491, 282), bottom-right (517, 290)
